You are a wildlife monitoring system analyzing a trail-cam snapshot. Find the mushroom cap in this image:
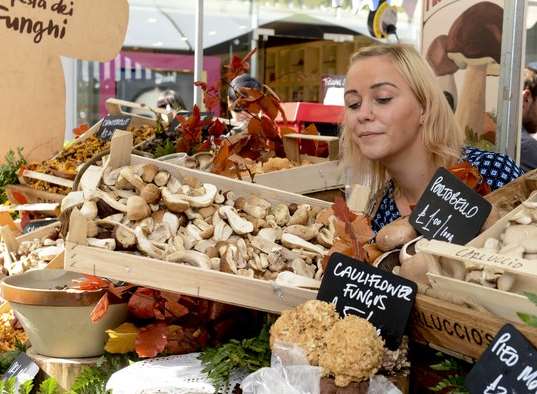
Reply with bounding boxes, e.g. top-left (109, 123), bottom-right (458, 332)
top-left (426, 35), bottom-right (458, 76)
top-left (446, 1), bottom-right (503, 75)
